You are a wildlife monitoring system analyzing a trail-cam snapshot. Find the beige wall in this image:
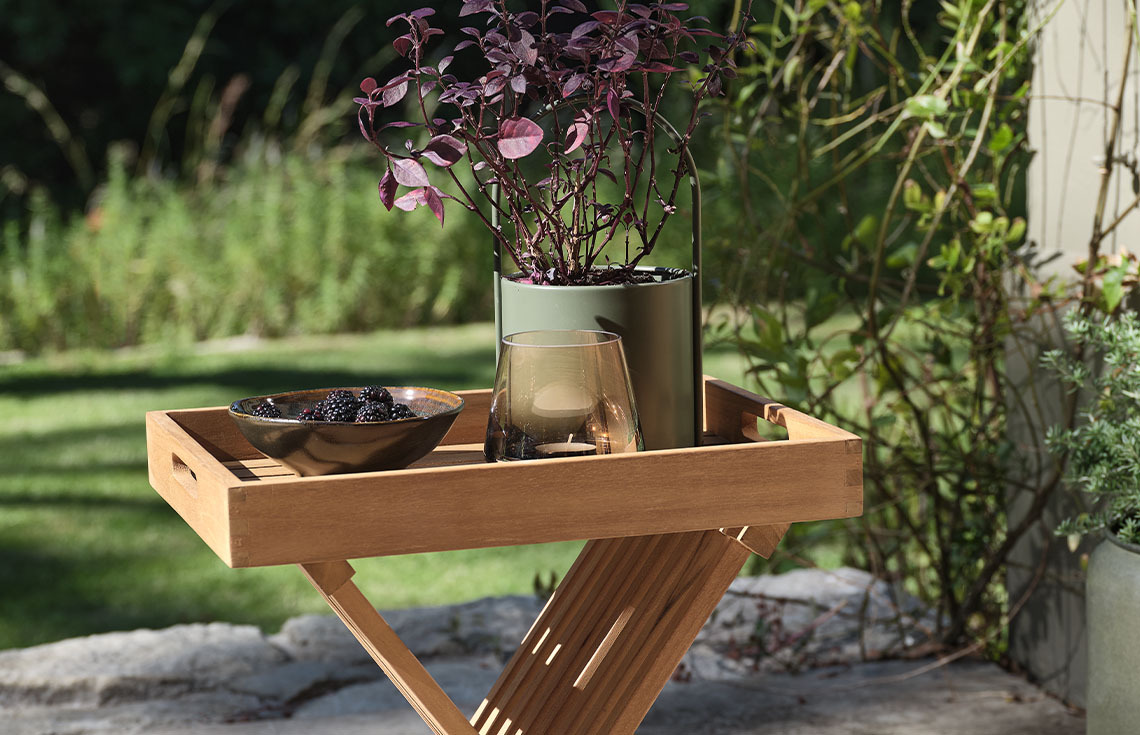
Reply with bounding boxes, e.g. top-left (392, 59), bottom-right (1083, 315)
top-left (1011, 0), bottom-right (1140, 706)
top-left (1029, 0), bottom-right (1140, 273)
